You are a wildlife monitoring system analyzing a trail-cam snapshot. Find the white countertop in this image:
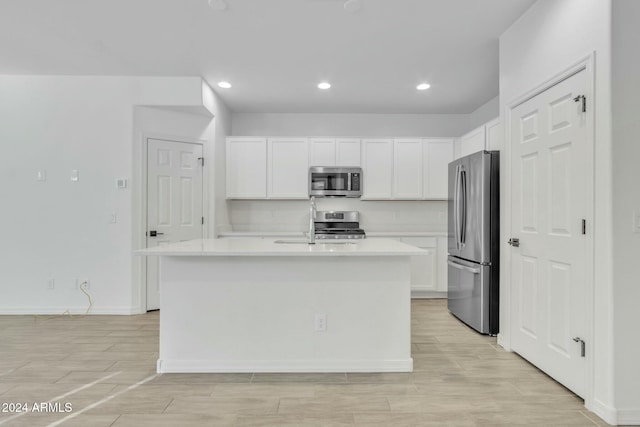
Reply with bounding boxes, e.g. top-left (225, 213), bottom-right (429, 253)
top-left (136, 238), bottom-right (426, 257)
top-left (217, 231), bottom-right (446, 238)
